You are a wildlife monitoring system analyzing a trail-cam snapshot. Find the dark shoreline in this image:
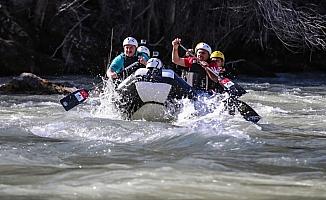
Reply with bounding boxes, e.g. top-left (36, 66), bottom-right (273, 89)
top-left (1, 1), bottom-right (326, 77)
